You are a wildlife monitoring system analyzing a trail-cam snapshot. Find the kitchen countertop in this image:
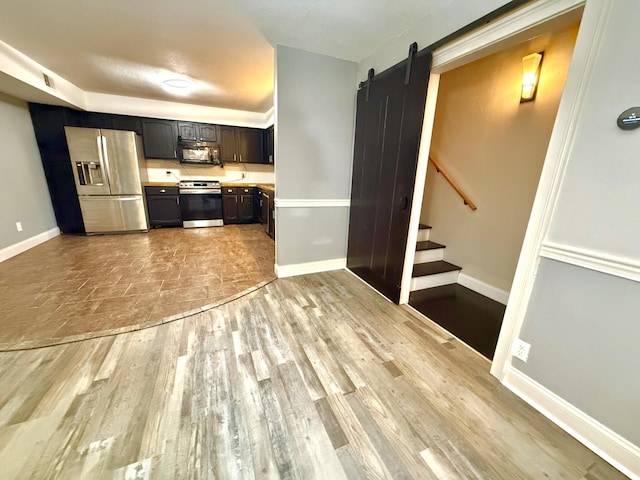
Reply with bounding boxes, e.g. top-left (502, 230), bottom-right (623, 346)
top-left (221, 183), bottom-right (275, 191)
top-left (143, 181), bottom-right (275, 191)
top-left (259, 185), bottom-right (275, 194)
top-left (143, 182), bottom-right (179, 187)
